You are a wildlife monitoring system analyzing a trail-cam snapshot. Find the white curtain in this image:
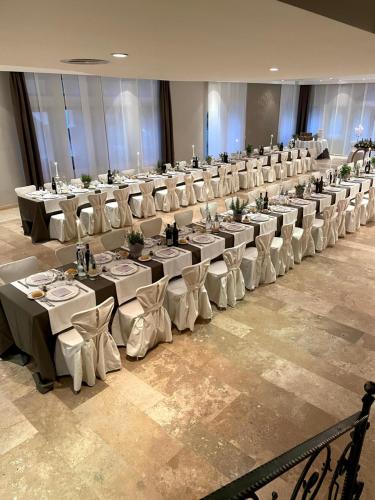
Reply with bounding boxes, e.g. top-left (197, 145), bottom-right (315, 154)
top-left (307, 83), bottom-right (375, 156)
top-left (208, 82), bottom-right (247, 157)
top-left (25, 74), bottom-right (161, 181)
top-left (278, 84), bottom-right (299, 145)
